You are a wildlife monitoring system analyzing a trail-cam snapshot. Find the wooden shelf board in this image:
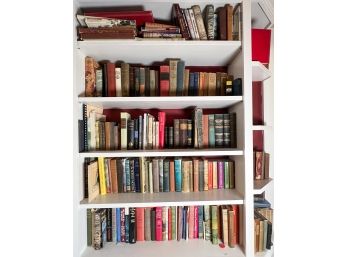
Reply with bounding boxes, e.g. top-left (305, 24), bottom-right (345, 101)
top-left (79, 149), bottom-right (243, 158)
top-left (76, 40), bottom-right (241, 66)
top-left (79, 189), bottom-right (244, 208)
top-left (78, 96), bottom-right (243, 109)
top-left (252, 61), bottom-right (271, 82)
top-left (253, 178), bottom-right (273, 194)
top-left (81, 241), bottom-right (245, 257)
